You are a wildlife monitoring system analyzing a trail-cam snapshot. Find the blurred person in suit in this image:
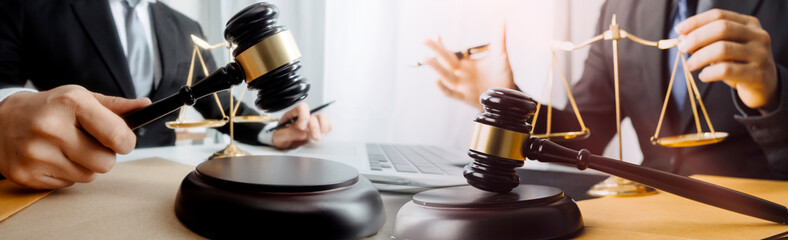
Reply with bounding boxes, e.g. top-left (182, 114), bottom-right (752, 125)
top-left (424, 0), bottom-right (788, 179)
